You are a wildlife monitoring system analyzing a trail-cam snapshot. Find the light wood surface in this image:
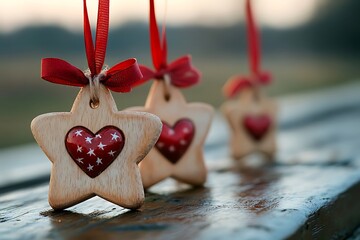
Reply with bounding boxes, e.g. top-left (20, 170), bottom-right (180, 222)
top-left (221, 88), bottom-right (277, 167)
top-left (31, 85), bottom-right (162, 210)
top-left (127, 81), bottom-right (214, 188)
